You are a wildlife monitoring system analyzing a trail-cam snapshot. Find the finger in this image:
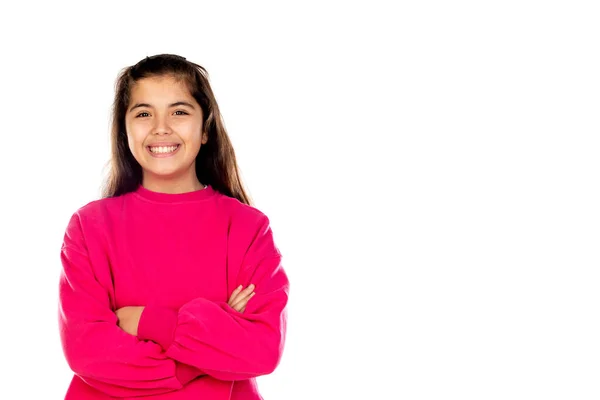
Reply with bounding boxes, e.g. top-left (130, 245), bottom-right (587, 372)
top-left (237, 284), bottom-right (255, 299)
top-left (231, 292), bottom-right (255, 311)
top-left (229, 285), bottom-right (243, 301)
top-left (229, 284), bottom-right (254, 306)
top-left (232, 289), bottom-right (255, 307)
top-left (231, 302), bottom-right (244, 312)
top-left (230, 295), bottom-right (249, 311)
top-left (228, 285), bottom-right (243, 305)
top-left (229, 284), bottom-right (254, 302)
top-left (232, 299), bottom-right (249, 313)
